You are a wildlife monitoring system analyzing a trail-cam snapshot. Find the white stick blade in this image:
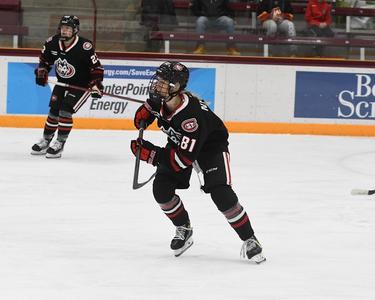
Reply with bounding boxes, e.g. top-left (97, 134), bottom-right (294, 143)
top-left (351, 189), bottom-right (369, 195)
